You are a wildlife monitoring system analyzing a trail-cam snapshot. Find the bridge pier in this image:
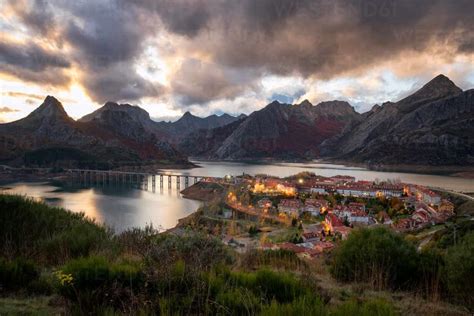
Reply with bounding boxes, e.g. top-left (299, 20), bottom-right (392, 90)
top-left (185, 176), bottom-right (189, 187)
top-left (176, 176), bottom-right (180, 189)
top-left (168, 175), bottom-right (171, 188)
